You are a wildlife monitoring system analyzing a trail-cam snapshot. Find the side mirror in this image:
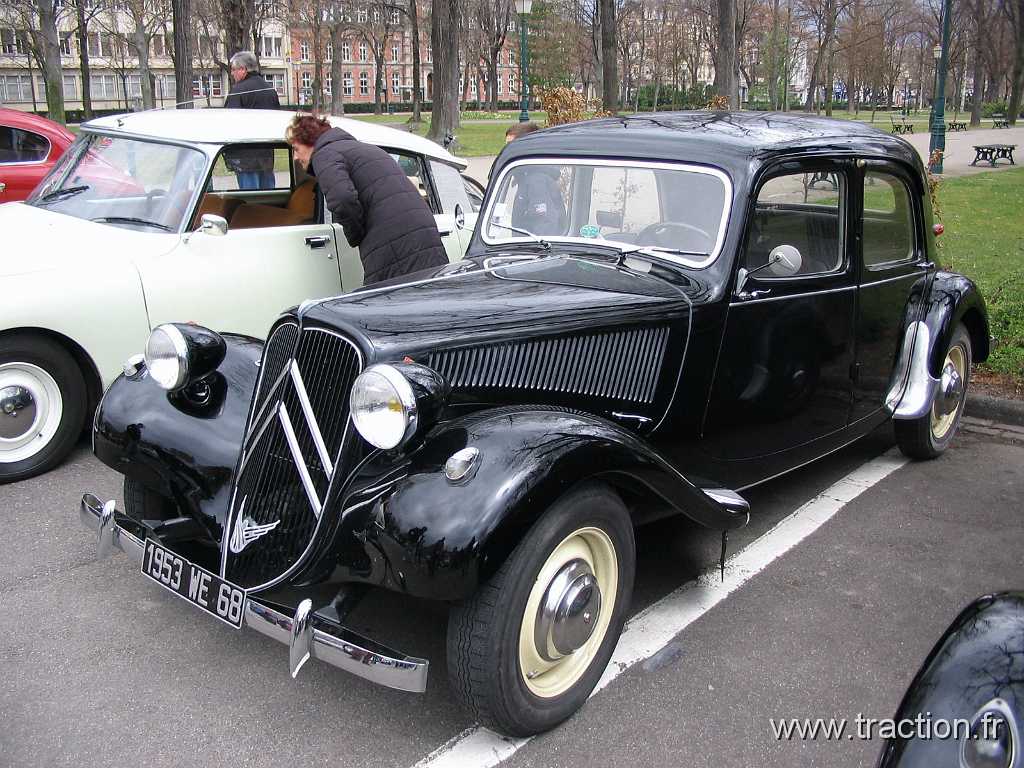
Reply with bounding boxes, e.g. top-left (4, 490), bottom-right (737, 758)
top-left (454, 203), bottom-right (466, 231)
top-left (200, 213), bottom-right (228, 236)
top-left (767, 244), bottom-right (802, 277)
